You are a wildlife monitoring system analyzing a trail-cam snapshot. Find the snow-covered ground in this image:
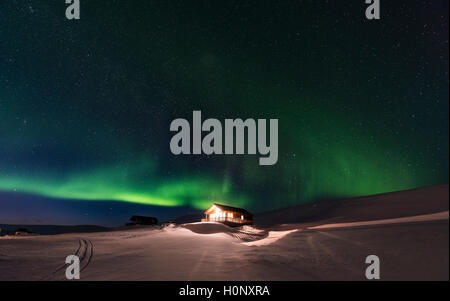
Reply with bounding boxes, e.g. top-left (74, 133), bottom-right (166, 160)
top-left (0, 214), bottom-right (448, 280)
top-left (0, 185), bottom-right (448, 281)
top-left (308, 210), bottom-right (449, 230)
